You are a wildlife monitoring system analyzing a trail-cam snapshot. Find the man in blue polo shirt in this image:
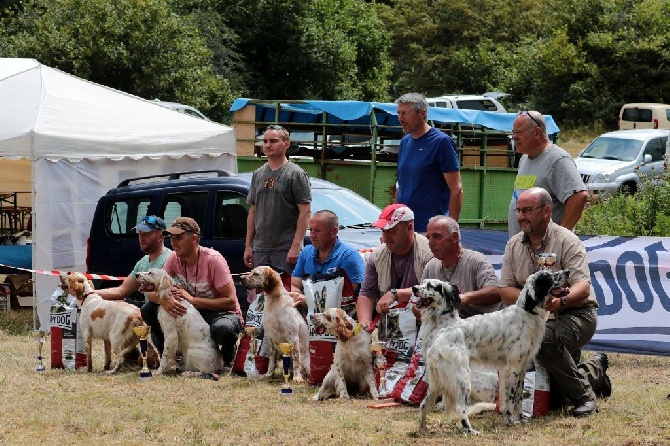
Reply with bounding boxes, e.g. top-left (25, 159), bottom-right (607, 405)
top-left (290, 210), bottom-right (364, 307)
